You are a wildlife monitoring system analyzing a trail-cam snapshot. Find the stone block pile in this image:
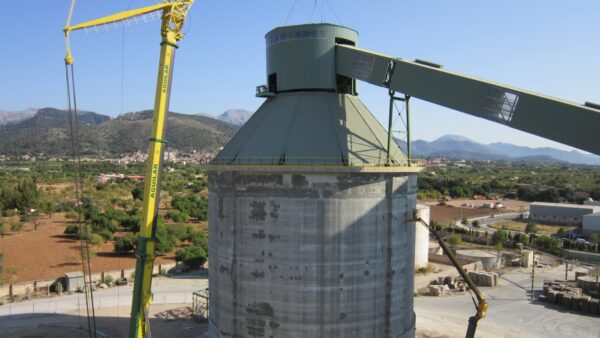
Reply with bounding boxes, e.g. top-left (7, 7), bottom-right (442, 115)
top-left (428, 276), bottom-right (467, 296)
top-left (467, 271), bottom-right (498, 287)
top-left (539, 280), bottom-right (600, 316)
